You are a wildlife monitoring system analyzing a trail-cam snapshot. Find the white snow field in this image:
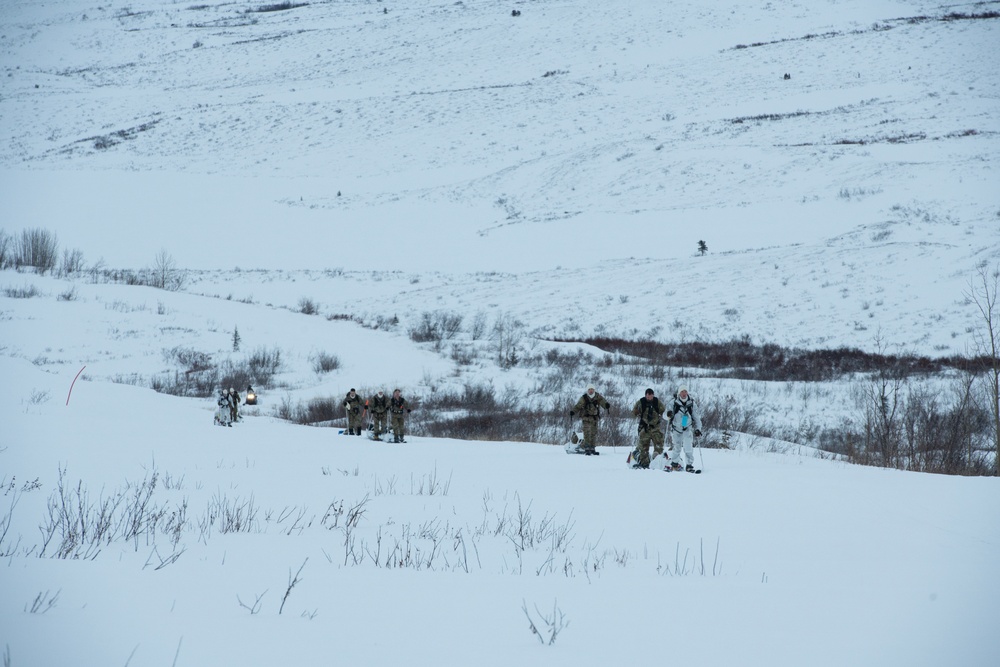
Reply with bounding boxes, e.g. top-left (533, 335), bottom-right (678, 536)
top-left (2, 0), bottom-right (1000, 665)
